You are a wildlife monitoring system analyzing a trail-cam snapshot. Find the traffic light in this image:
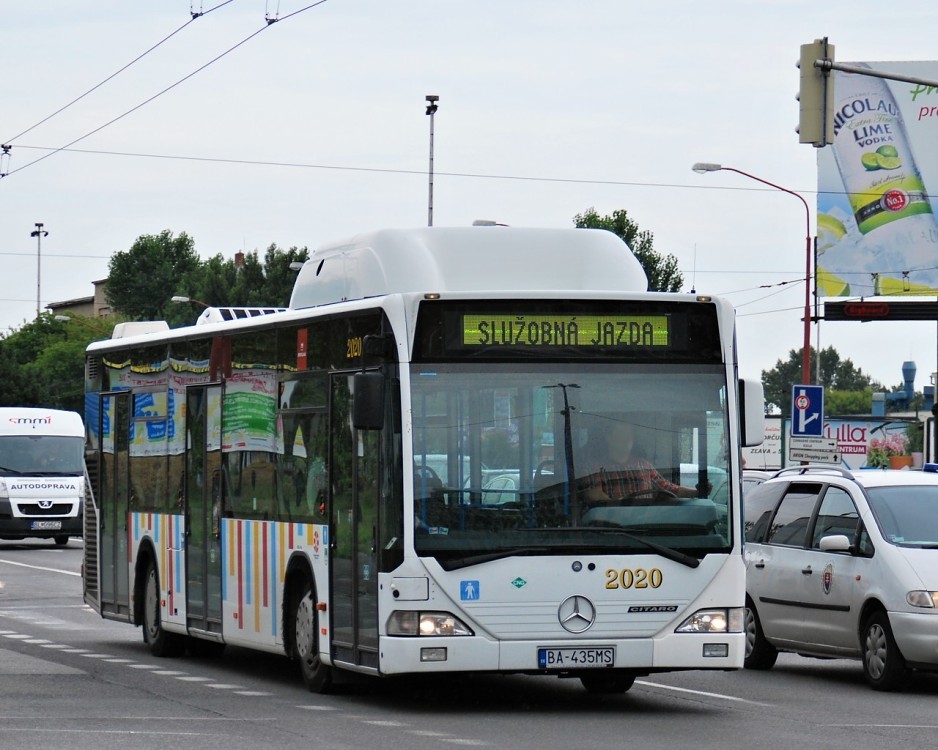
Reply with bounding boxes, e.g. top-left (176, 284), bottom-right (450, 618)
top-left (797, 38), bottom-right (835, 147)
